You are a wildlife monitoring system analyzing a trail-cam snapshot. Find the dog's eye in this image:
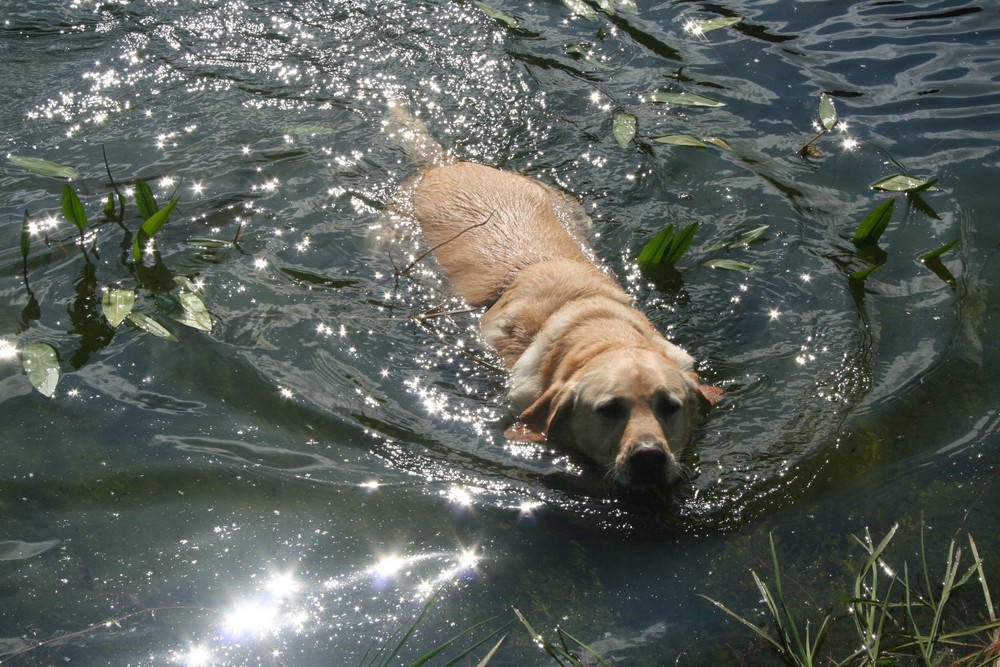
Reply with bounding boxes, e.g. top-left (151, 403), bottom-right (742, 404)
top-left (595, 398), bottom-right (627, 420)
top-left (656, 396), bottom-right (682, 420)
